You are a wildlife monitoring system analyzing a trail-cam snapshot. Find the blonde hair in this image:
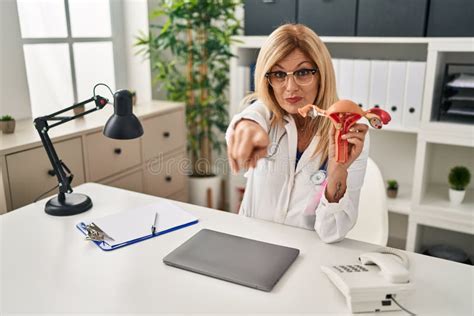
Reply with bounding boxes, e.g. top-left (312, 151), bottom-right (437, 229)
top-left (242, 24), bottom-right (338, 167)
